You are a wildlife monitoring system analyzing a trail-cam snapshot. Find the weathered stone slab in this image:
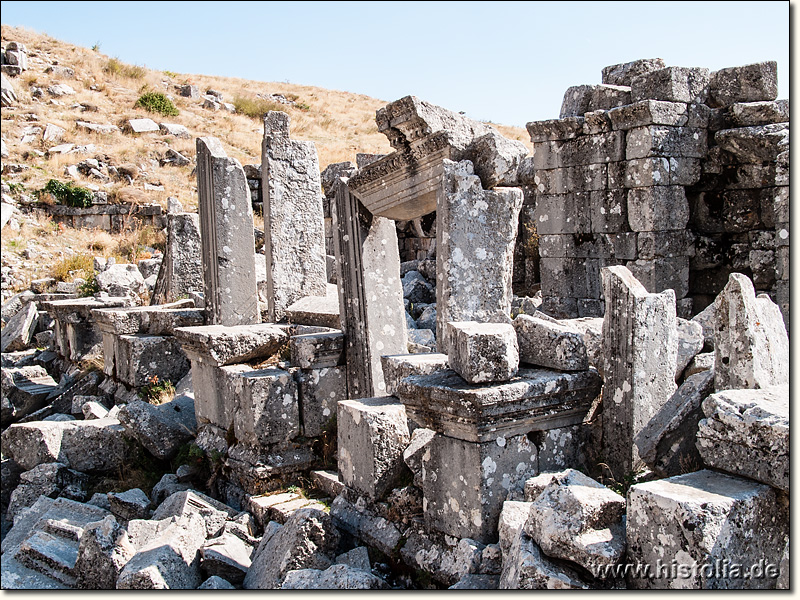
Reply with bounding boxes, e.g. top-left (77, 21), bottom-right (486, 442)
top-left (296, 366), bottom-right (344, 437)
top-left (513, 314), bottom-right (588, 371)
top-left (462, 130), bottom-right (529, 188)
top-left (675, 317), bottom-right (704, 378)
top-left (380, 352), bottom-right (449, 395)
top-left (126, 118), bottom-right (160, 133)
top-left (281, 564), bottom-right (388, 589)
top-left (396, 367), bottom-right (601, 443)
top-left (627, 185), bottom-right (689, 232)
top-left (74, 514), bottom-right (136, 589)
top-left (261, 112), bottom-right (327, 321)
top-left (713, 273), bottom-right (788, 390)
top-left (708, 61), bottom-right (778, 108)
top-left (196, 136), bottom-right (259, 326)
top-left (108, 488), bottom-right (151, 521)
top-left (1, 300), bottom-right (37, 352)
top-left (696, 385), bottom-right (788, 491)
top-left (332, 180), bottom-right (407, 398)
top-left (284, 284), bottom-right (340, 329)
top-left (337, 397), bottom-right (410, 500)
top-left (560, 85), bottom-right (597, 118)
top-left (447, 321), bottom-right (519, 384)
top-left (174, 323), bottom-right (287, 366)
top-left (727, 100), bottom-right (789, 127)
top-left (630, 66), bottom-right (710, 103)
top-left (600, 266), bottom-right (678, 480)
top-left (1, 365), bottom-right (59, 424)
top-left (526, 117), bottom-right (584, 142)
top-left (714, 123), bottom-right (788, 163)
top-left (289, 328), bottom-right (344, 369)
top-left (150, 212), bottom-right (203, 305)
top-left (436, 160), bottom-right (522, 349)
top-left (117, 393), bottom-right (196, 459)
top-left (499, 529), bottom-right (588, 589)
top-left (329, 495), bottom-right (402, 557)
top-left (421, 431), bottom-right (538, 543)
top-left (627, 470), bottom-right (787, 589)
top-left (602, 58), bottom-right (667, 86)
top-left (589, 84), bottom-right (631, 111)
top-left (626, 126), bottom-right (707, 159)
top-left (199, 532), bottom-right (254, 585)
